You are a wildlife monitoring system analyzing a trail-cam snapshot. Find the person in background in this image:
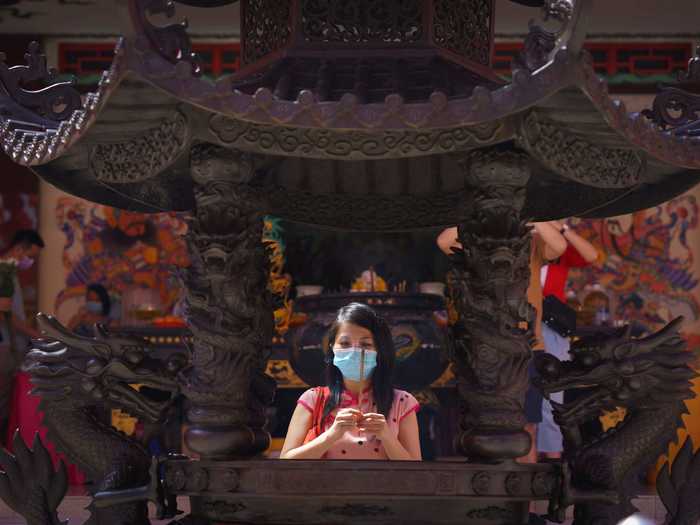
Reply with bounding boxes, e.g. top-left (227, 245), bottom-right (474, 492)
top-left (538, 220), bottom-right (598, 460)
top-left (412, 388), bottom-right (441, 461)
top-left (68, 283), bottom-right (116, 336)
top-left (0, 229), bottom-right (44, 444)
top-left (0, 230), bottom-right (44, 343)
